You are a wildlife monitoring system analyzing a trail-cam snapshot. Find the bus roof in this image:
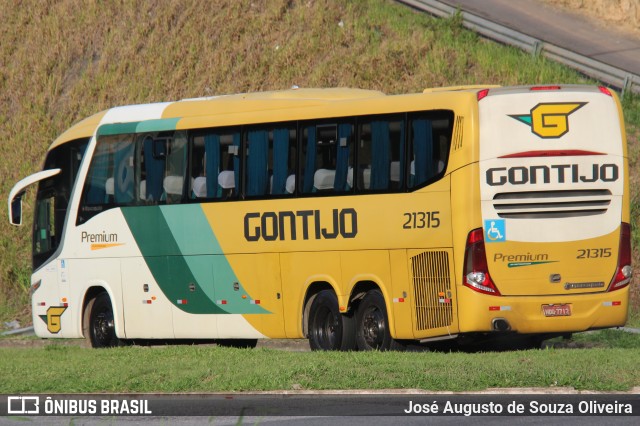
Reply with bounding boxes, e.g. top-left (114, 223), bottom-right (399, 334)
top-left (479, 84), bottom-right (606, 96)
top-left (49, 110), bottom-right (108, 150)
top-left (50, 85), bottom-right (617, 152)
top-left (48, 88), bottom-right (388, 151)
top-left (47, 85), bottom-right (514, 151)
